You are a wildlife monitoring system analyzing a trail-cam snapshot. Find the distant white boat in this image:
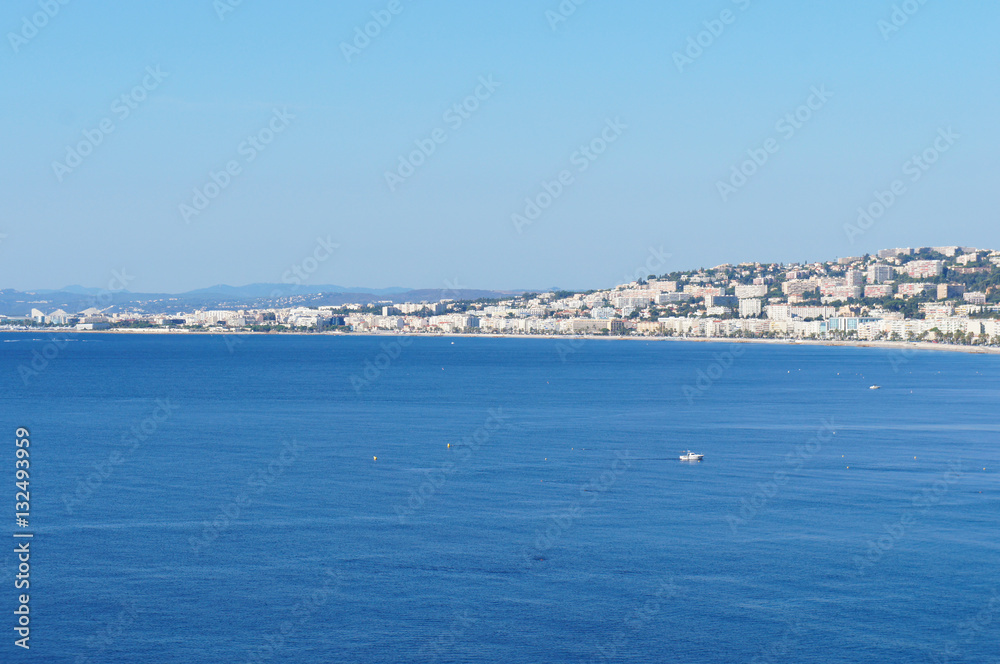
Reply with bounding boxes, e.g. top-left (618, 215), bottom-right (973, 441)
top-left (679, 451), bottom-right (704, 461)
top-left (869, 385), bottom-right (881, 390)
